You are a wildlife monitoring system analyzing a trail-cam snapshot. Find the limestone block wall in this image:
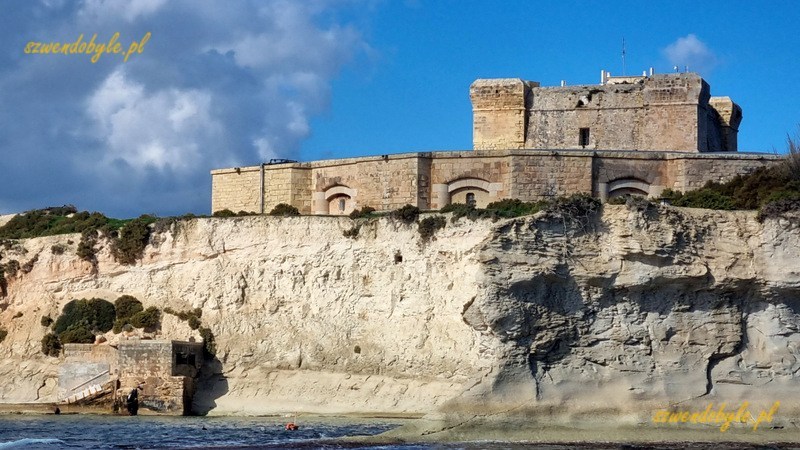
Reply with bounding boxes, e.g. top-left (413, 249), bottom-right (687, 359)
top-left (118, 340), bottom-right (174, 378)
top-left (311, 154), bottom-right (423, 212)
top-left (471, 73), bottom-right (737, 153)
top-left (262, 166), bottom-right (308, 214)
top-left (211, 167), bottom-right (261, 213)
top-left (509, 152), bottom-right (593, 200)
top-left (672, 153), bottom-right (776, 191)
top-left (525, 83), bottom-right (645, 151)
top-left (471, 78), bottom-right (534, 150)
top-left (289, 168), bottom-right (312, 214)
top-left (429, 152), bottom-right (511, 209)
top-left (593, 152), bottom-right (672, 199)
top-left (709, 96), bottom-right (742, 151)
top-left (211, 151), bottom-right (781, 215)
